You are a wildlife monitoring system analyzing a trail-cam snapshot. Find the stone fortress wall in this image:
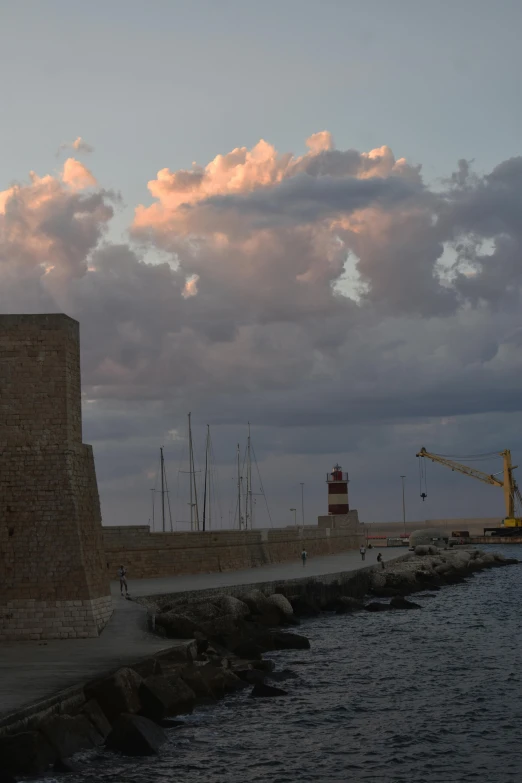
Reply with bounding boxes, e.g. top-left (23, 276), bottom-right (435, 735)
top-left (0, 315), bottom-right (111, 641)
top-left (103, 512), bottom-right (364, 580)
